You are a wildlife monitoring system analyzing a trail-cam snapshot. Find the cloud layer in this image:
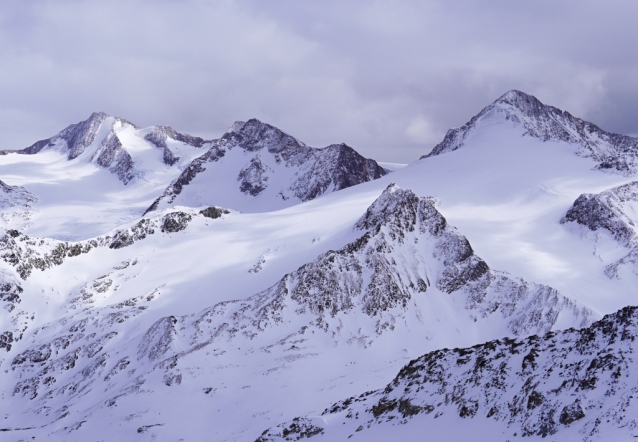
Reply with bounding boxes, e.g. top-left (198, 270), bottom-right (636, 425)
top-left (0, 0), bottom-right (636, 162)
